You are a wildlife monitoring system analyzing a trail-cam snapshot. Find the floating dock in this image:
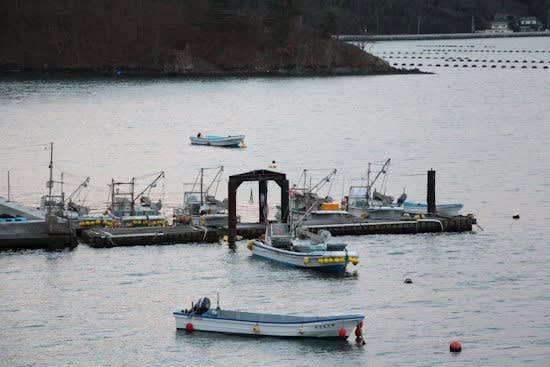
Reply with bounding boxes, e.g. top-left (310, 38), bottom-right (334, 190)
top-left (221, 215), bottom-right (475, 238)
top-left (300, 215), bottom-right (475, 235)
top-left (81, 225), bottom-right (219, 248)
top-left (79, 215), bottom-right (475, 248)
